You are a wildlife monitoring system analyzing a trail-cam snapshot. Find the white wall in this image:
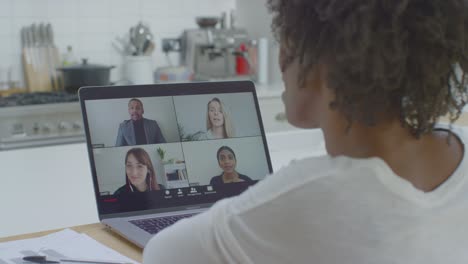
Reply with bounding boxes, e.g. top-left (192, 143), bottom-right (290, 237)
top-left (0, 0), bottom-right (236, 87)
